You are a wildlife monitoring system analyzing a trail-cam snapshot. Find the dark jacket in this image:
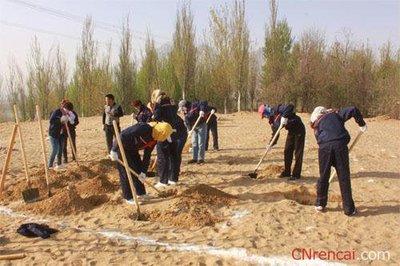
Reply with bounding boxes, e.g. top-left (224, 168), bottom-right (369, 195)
top-left (268, 104), bottom-right (305, 145)
top-left (111, 123), bottom-right (156, 173)
top-left (185, 100), bottom-right (208, 130)
top-left (48, 109), bottom-right (63, 138)
top-left (153, 98), bottom-right (187, 140)
top-left (135, 104), bottom-right (153, 123)
top-left (102, 103), bottom-right (124, 125)
top-left (312, 107), bottom-right (366, 147)
top-left (205, 105), bottom-right (217, 124)
top-left (61, 110), bottom-right (79, 136)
